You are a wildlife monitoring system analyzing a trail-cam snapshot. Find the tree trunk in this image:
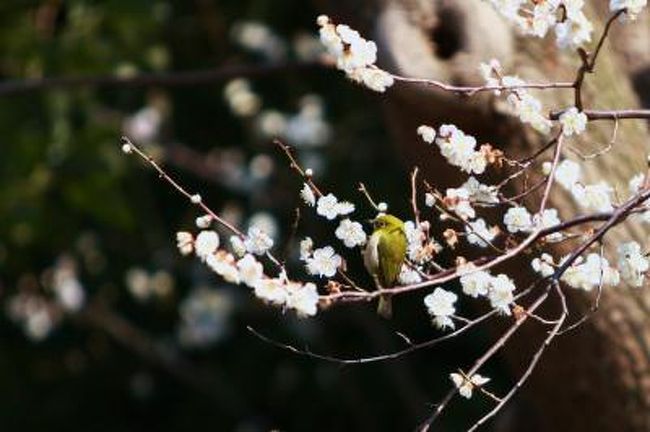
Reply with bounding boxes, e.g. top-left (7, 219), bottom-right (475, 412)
top-left (331, 0), bottom-right (650, 430)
